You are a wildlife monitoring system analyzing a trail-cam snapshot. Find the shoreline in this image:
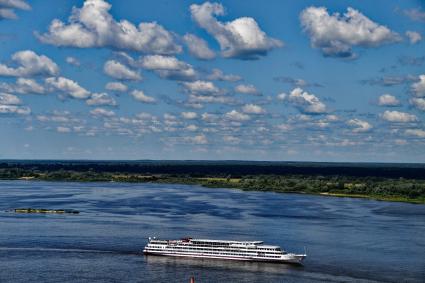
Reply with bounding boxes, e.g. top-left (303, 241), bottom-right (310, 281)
top-left (2, 177), bottom-right (424, 205)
